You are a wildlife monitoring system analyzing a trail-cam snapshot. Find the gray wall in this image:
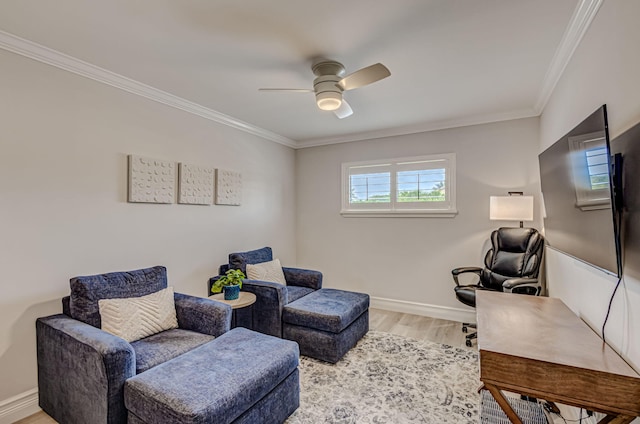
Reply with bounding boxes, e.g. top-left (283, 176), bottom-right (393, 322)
top-left (539, 0), bottom-right (640, 371)
top-left (0, 49), bottom-right (296, 402)
top-left (296, 117), bottom-right (541, 319)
